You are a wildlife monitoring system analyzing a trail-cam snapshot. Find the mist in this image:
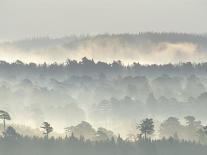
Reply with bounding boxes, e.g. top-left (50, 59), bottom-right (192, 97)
top-left (1, 0), bottom-right (207, 154)
top-left (1, 33), bottom-right (207, 155)
top-left (1, 33), bottom-right (207, 64)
